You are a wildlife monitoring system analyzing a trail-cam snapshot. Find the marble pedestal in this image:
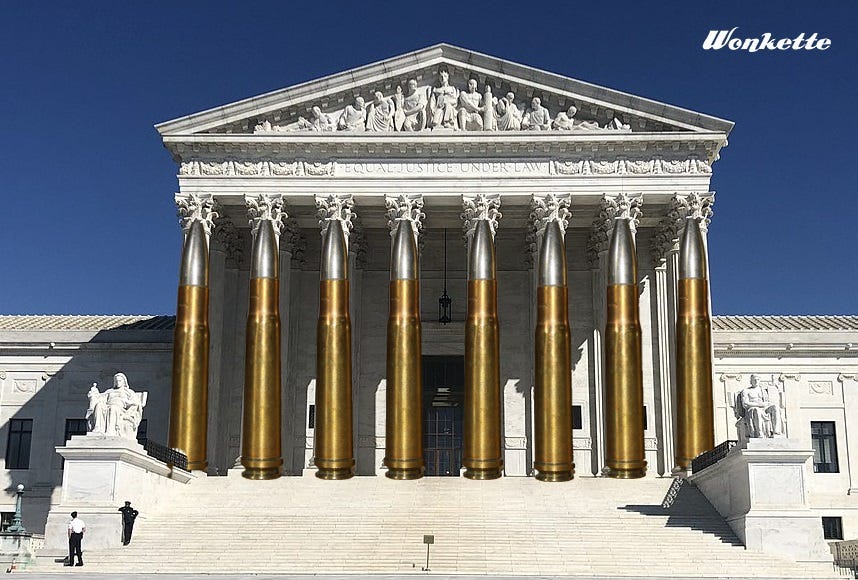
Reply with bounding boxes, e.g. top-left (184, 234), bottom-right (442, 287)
top-left (43, 435), bottom-right (193, 551)
top-left (690, 438), bottom-right (832, 564)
